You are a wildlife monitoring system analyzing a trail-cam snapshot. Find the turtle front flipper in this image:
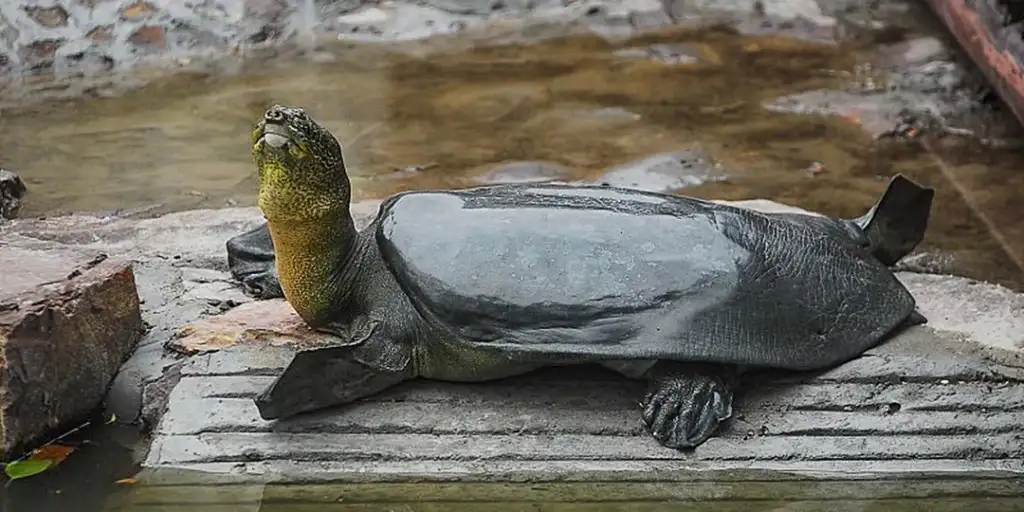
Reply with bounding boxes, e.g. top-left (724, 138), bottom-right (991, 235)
top-left (226, 222), bottom-right (284, 299)
top-left (255, 343), bottom-right (415, 421)
top-left (641, 362), bottom-right (738, 450)
top-left (255, 316), bottom-right (416, 421)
